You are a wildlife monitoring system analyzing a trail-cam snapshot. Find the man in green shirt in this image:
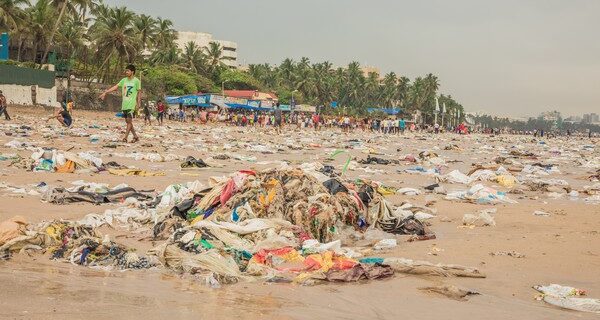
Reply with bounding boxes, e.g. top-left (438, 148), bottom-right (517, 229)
top-left (99, 64), bottom-right (141, 143)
